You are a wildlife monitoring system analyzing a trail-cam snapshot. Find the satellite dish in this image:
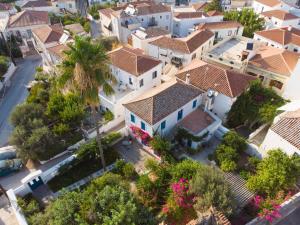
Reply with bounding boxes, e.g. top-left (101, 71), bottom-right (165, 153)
top-left (207, 89), bottom-right (214, 97)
